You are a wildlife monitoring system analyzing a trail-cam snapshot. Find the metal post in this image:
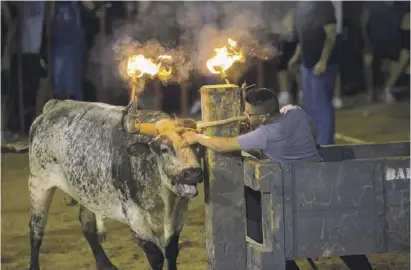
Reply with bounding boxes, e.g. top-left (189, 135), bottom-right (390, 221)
top-left (200, 84), bottom-right (247, 270)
